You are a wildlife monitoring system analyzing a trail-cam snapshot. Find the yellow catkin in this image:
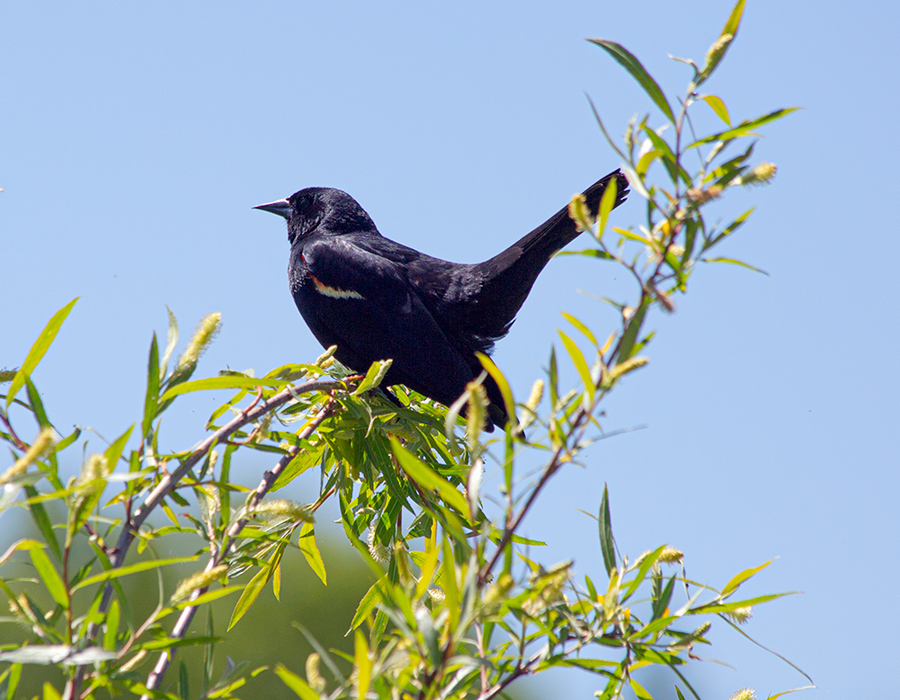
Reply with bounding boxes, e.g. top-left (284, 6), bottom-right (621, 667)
top-left (170, 564), bottom-right (228, 603)
top-left (252, 499), bottom-right (313, 522)
top-left (0, 428), bottom-right (55, 485)
top-left (174, 312), bottom-right (222, 374)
